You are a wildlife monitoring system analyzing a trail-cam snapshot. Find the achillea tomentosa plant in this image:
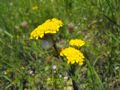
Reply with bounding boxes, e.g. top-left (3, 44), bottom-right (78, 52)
top-left (30, 18), bottom-right (63, 39)
top-left (30, 18), bottom-right (85, 90)
top-left (60, 47), bottom-right (84, 65)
